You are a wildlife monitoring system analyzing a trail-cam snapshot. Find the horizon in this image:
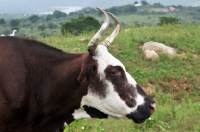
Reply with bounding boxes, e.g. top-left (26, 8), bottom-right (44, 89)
top-left (0, 0), bottom-right (199, 14)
